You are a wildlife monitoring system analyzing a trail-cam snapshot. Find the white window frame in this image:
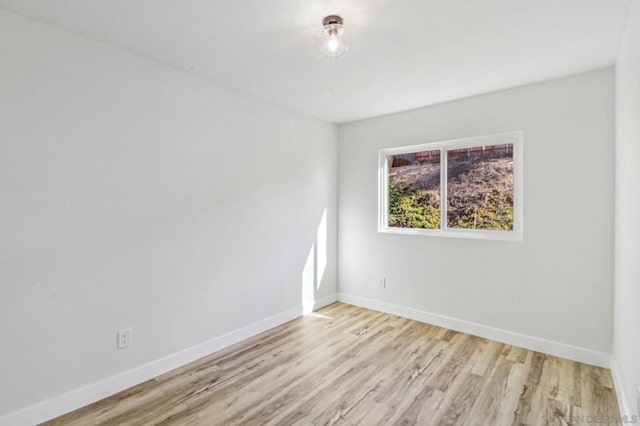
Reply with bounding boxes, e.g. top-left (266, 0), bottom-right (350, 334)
top-left (378, 131), bottom-right (523, 241)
